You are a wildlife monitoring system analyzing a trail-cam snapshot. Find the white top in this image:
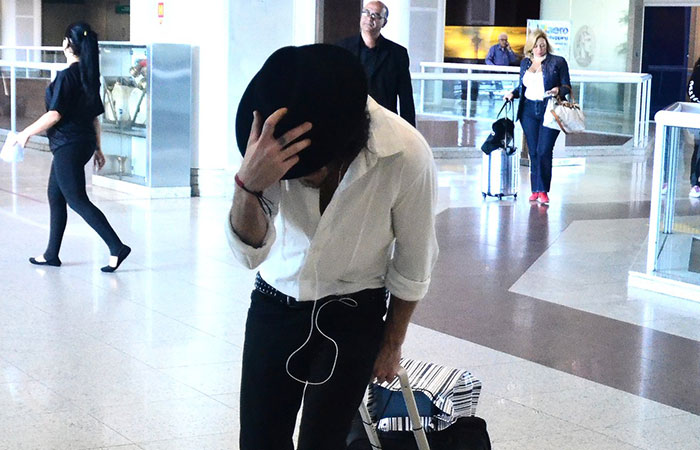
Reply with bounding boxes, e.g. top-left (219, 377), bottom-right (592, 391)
top-left (226, 97), bottom-right (439, 302)
top-left (523, 70), bottom-right (545, 101)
